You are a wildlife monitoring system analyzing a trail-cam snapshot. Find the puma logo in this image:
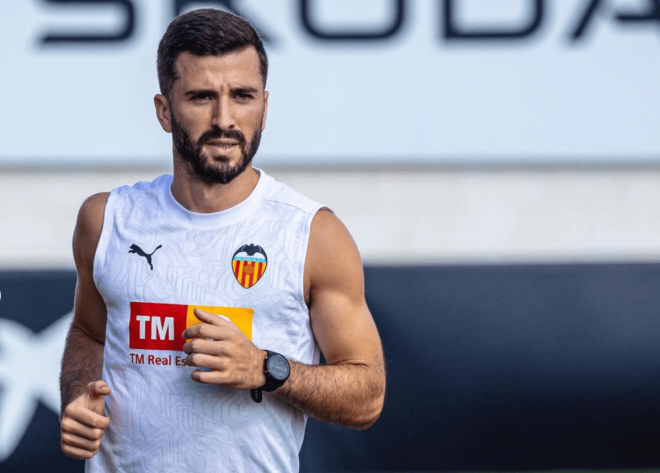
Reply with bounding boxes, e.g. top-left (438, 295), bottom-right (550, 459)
top-left (129, 244), bottom-right (162, 270)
